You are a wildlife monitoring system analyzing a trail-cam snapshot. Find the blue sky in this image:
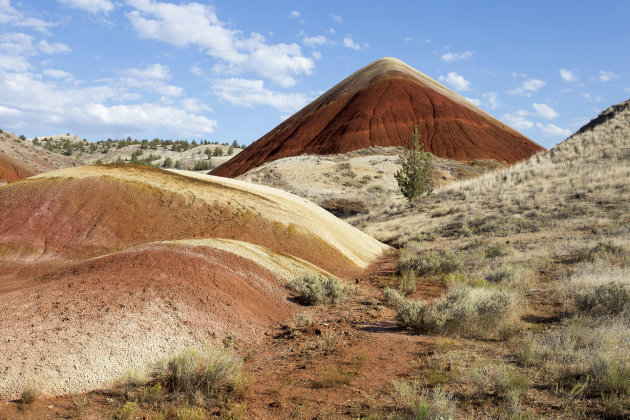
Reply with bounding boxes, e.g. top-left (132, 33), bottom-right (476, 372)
top-left (1, 1), bottom-right (629, 148)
